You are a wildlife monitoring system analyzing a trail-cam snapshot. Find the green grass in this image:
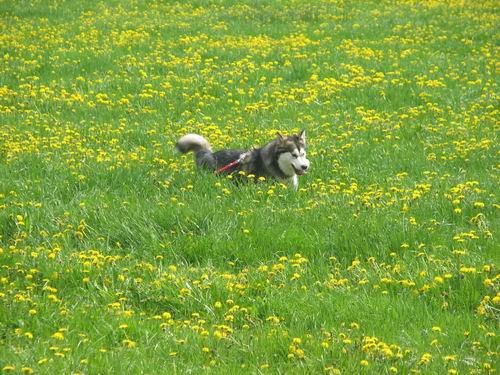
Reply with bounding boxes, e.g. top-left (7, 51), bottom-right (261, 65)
top-left (0, 0), bottom-right (499, 373)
